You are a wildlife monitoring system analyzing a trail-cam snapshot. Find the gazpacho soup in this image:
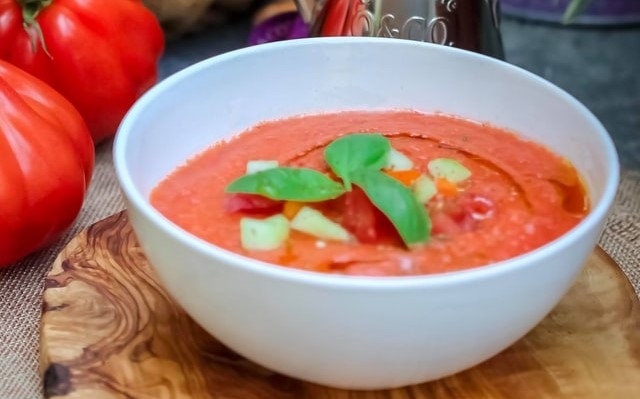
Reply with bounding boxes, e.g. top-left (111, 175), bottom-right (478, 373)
top-left (151, 111), bottom-right (589, 277)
